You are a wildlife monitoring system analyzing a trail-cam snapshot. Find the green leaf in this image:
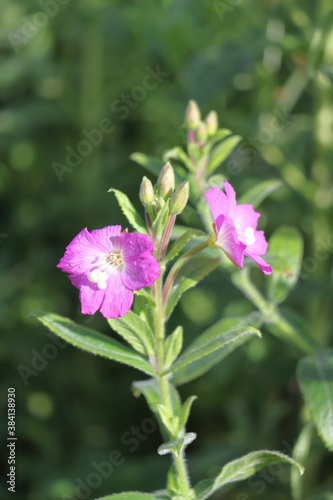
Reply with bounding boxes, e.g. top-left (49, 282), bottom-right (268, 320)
top-left (109, 188), bottom-right (147, 233)
top-left (32, 311), bottom-right (155, 377)
top-left (133, 378), bottom-right (180, 416)
top-left (267, 226), bottom-right (303, 304)
top-left (266, 308), bottom-right (317, 355)
top-left (152, 199), bottom-right (170, 240)
top-left (238, 179), bottom-right (282, 208)
top-left (308, 10), bottom-right (333, 77)
top-left (165, 255), bottom-right (220, 318)
top-left (108, 311), bottom-right (155, 356)
top-left (163, 228), bottom-right (205, 263)
top-left (95, 494), bottom-right (159, 500)
top-left (164, 146), bottom-right (194, 172)
top-left (209, 128), bottom-right (232, 145)
top-left (178, 396), bottom-right (197, 431)
top-left (291, 423), bottom-right (313, 500)
top-left (158, 432), bottom-right (197, 457)
top-left (297, 348), bottom-right (333, 451)
top-left (130, 152), bottom-right (165, 177)
top-left (168, 320), bottom-right (261, 384)
top-left (164, 326), bottom-right (183, 369)
top-left (194, 450), bottom-right (304, 500)
top-left (207, 135), bottom-right (241, 174)
top-left (306, 495), bottom-right (333, 500)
